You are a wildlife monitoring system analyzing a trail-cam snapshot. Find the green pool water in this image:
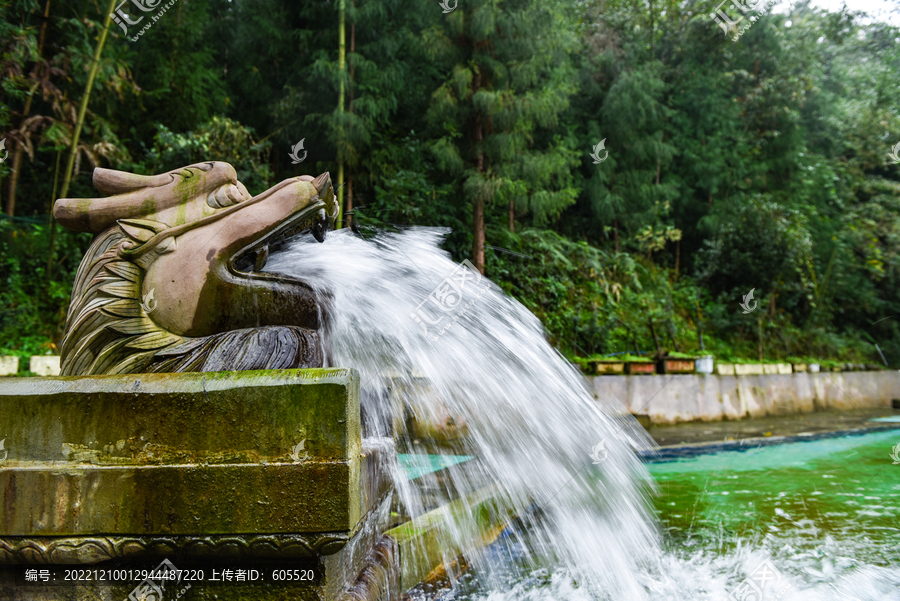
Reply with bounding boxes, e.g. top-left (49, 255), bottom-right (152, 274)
top-left (649, 429), bottom-right (900, 562)
top-left (398, 453), bottom-right (473, 480)
top-left (438, 428), bottom-right (900, 600)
